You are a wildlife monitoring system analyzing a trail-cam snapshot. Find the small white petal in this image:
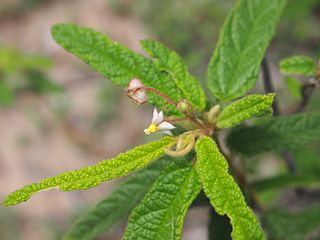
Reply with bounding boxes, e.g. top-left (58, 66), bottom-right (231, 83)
top-left (158, 121), bottom-right (175, 130)
top-left (135, 91), bottom-right (148, 104)
top-left (152, 108), bottom-right (159, 123)
top-left (155, 111), bottom-right (164, 124)
top-left (162, 130), bottom-right (173, 136)
top-left (128, 79), bottom-right (144, 90)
